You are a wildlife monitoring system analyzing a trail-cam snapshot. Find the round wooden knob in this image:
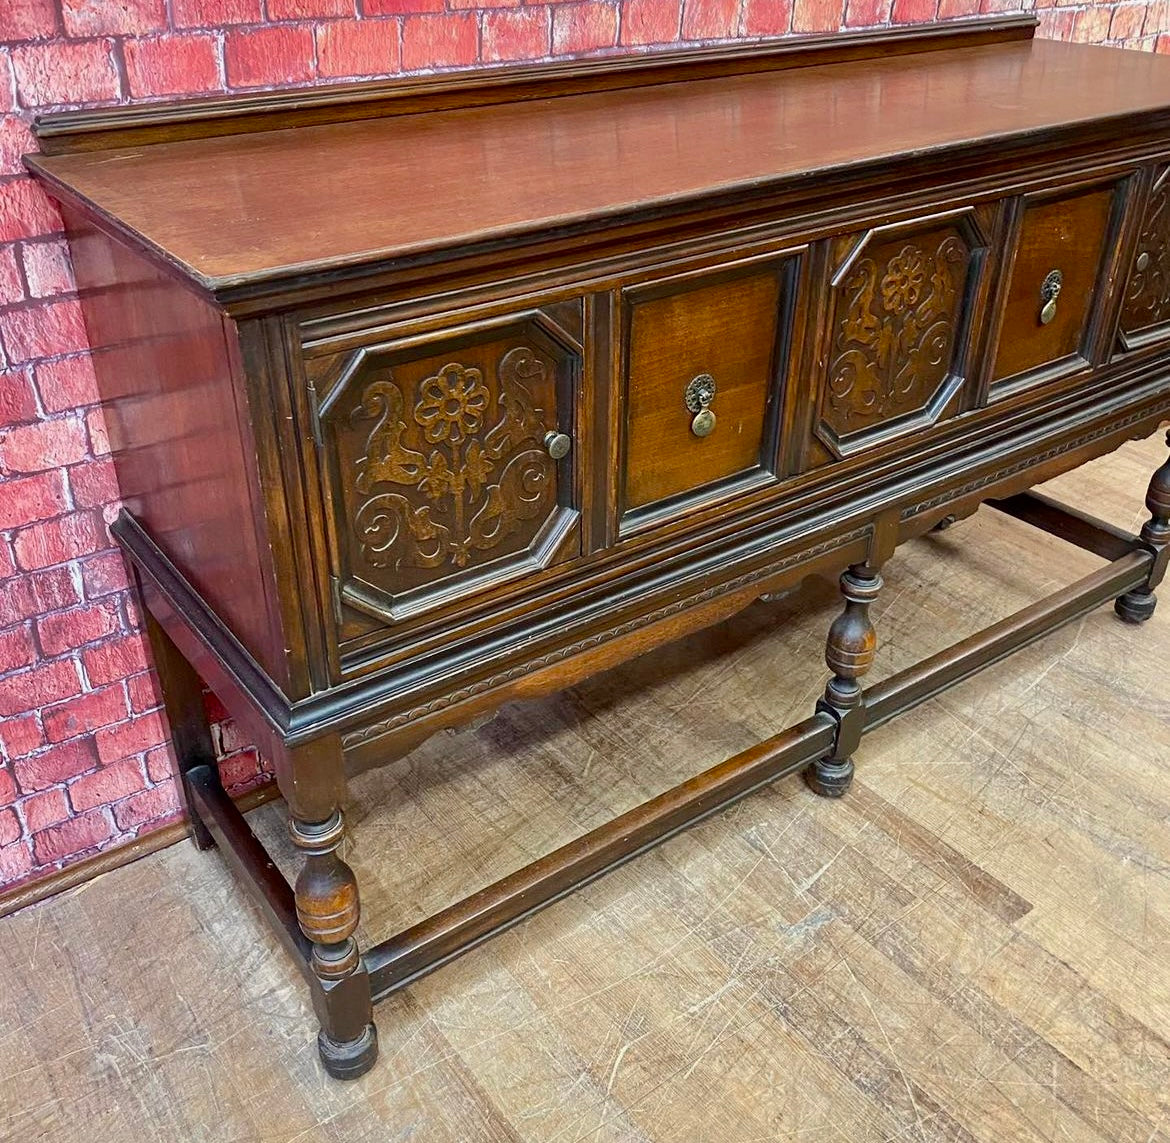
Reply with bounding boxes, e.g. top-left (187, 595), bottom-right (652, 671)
top-left (544, 431), bottom-right (571, 460)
